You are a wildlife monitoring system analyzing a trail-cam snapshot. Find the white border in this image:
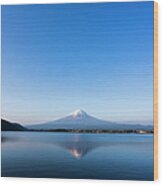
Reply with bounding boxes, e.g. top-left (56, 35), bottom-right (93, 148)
top-left (0, 0), bottom-right (156, 5)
